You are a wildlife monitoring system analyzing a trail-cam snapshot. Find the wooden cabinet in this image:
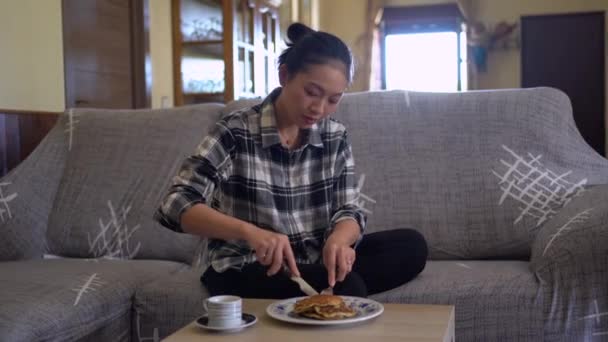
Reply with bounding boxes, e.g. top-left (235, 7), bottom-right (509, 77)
top-left (172, 0), bottom-right (281, 105)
